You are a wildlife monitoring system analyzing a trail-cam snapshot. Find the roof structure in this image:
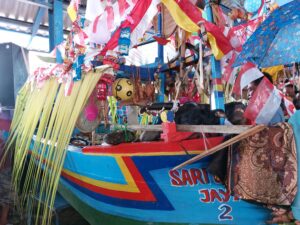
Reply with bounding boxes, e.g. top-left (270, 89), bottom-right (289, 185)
top-left (0, 0), bottom-right (80, 38)
top-left (0, 0), bottom-right (246, 53)
top-left (0, 0), bottom-right (246, 38)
